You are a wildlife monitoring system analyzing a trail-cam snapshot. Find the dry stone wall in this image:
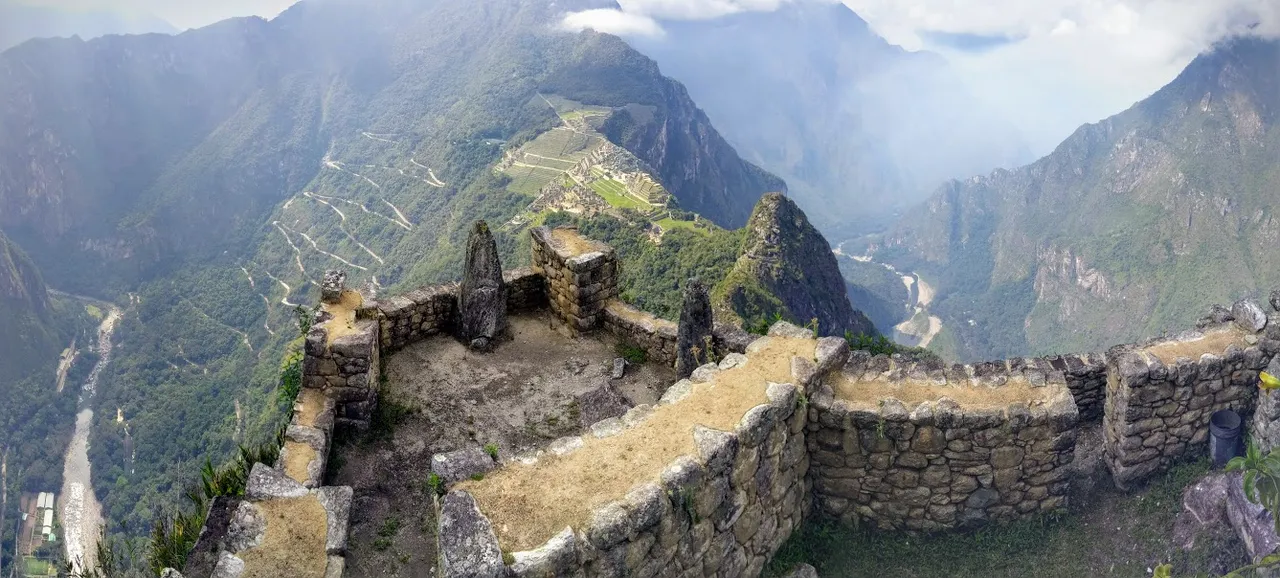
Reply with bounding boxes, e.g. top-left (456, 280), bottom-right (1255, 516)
top-left (1043, 353), bottom-right (1107, 422)
top-left (303, 314), bottom-right (381, 432)
top-left (807, 353), bottom-right (1079, 531)
top-left (372, 269), bottom-right (545, 353)
top-left (1105, 325), bottom-right (1278, 489)
top-left (531, 226), bottom-right (619, 333)
top-left (436, 323), bottom-right (850, 578)
top-left (602, 300), bottom-right (680, 366)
